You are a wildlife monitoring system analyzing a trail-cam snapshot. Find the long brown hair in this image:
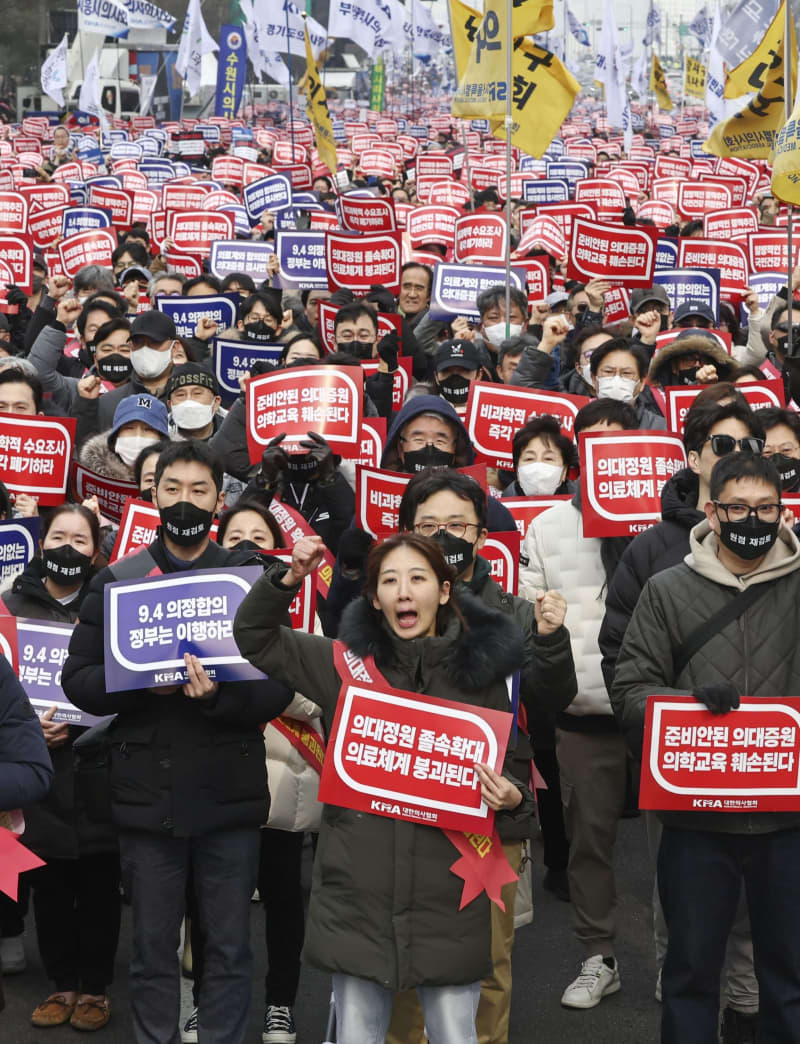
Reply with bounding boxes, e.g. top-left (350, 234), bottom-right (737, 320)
top-left (363, 532), bottom-right (467, 635)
